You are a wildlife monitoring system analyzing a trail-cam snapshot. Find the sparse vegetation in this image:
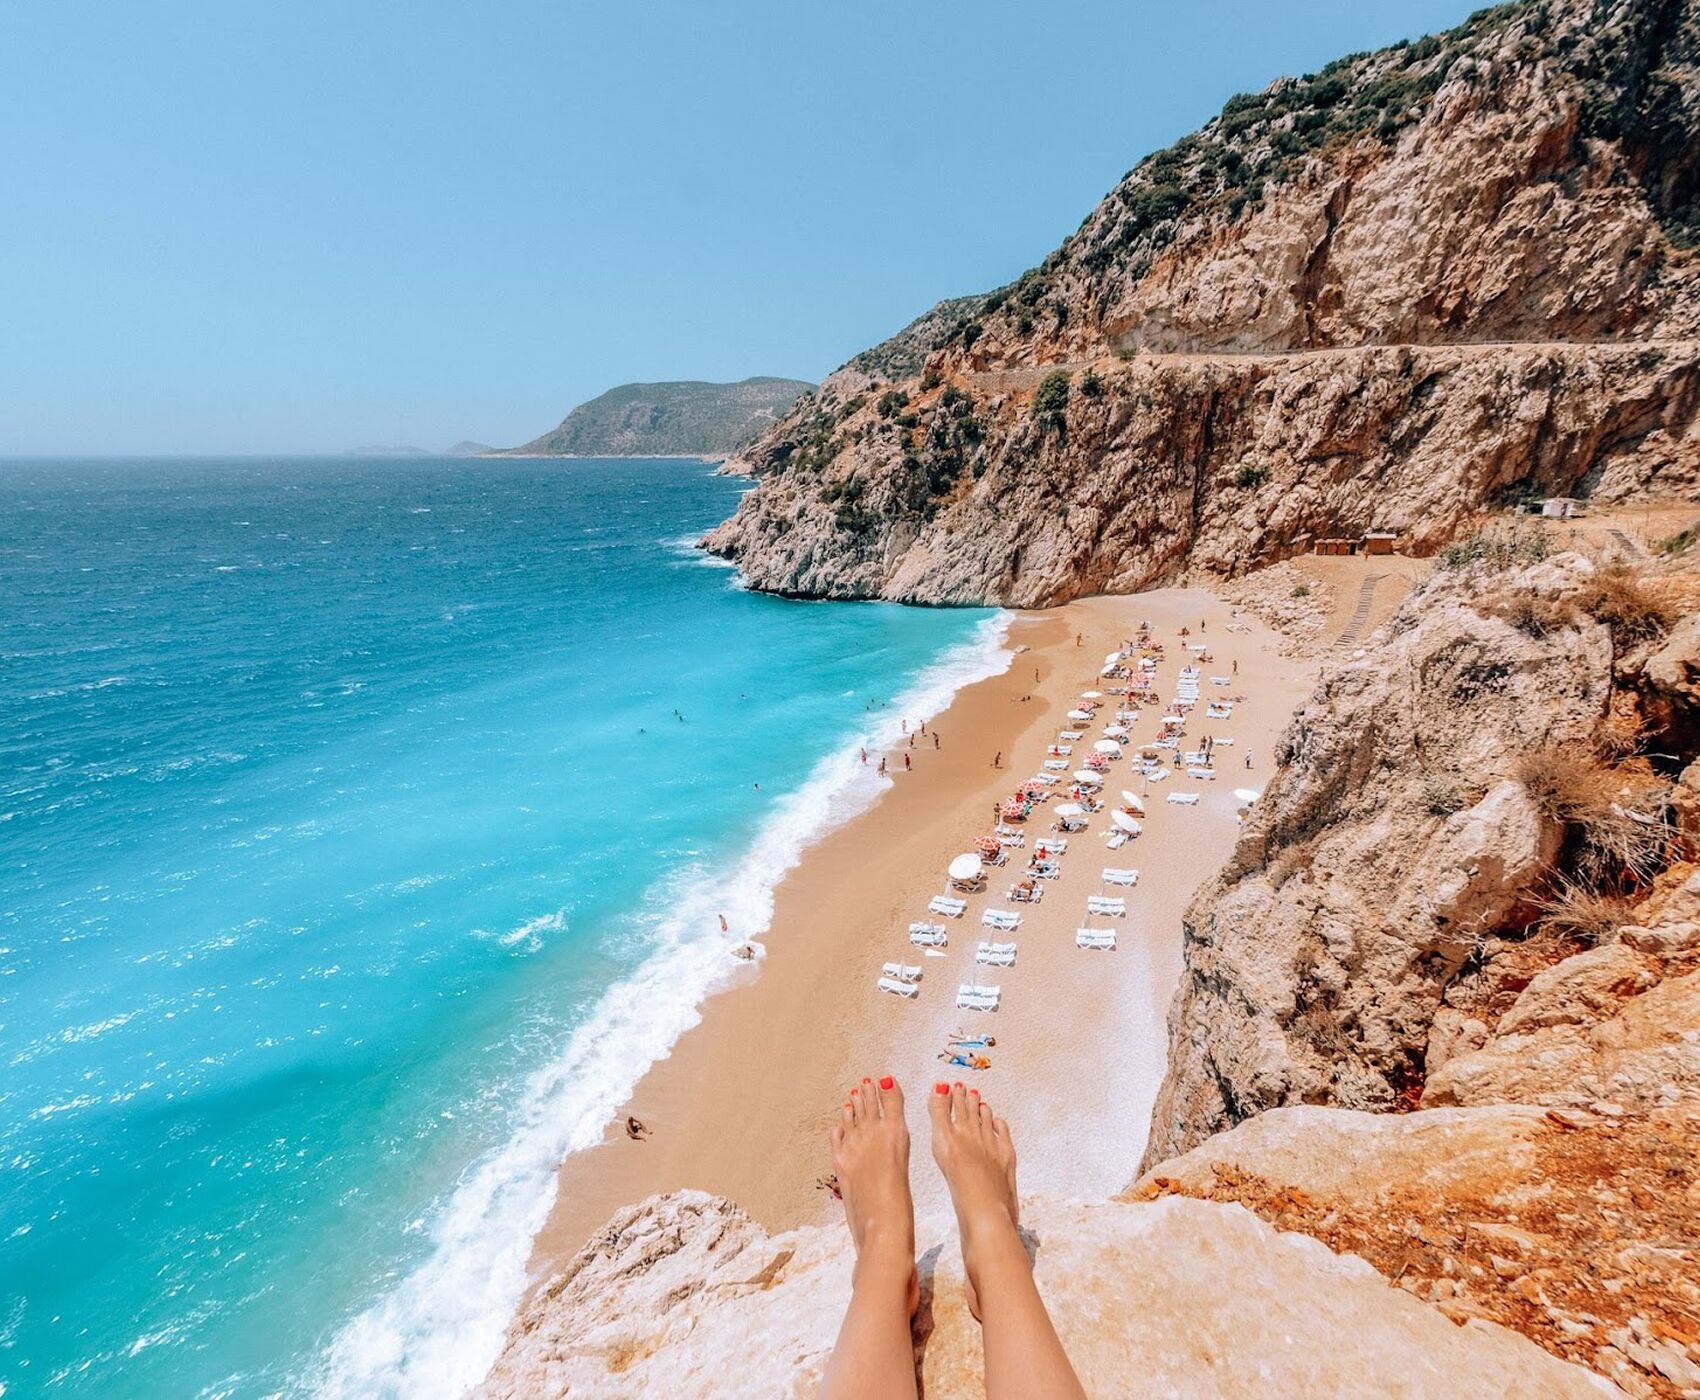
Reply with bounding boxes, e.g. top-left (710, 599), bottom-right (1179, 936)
top-left (1290, 584), bottom-right (1311, 598)
top-left (1235, 462), bottom-right (1270, 489)
top-left (1422, 775), bottom-right (1467, 817)
top-left (1033, 370), bottom-right (1071, 430)
top-left (1577, 565), bottom-right (1678, 646)
top-left (1532, 877), bottom-right (1637, 947)
top-left (1435, 526), bottom-right (1552, 572)
top-left (1513, 744), bottom-right (1673, 889)
top-left (1658, 525), bottom-right (1697, 555)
